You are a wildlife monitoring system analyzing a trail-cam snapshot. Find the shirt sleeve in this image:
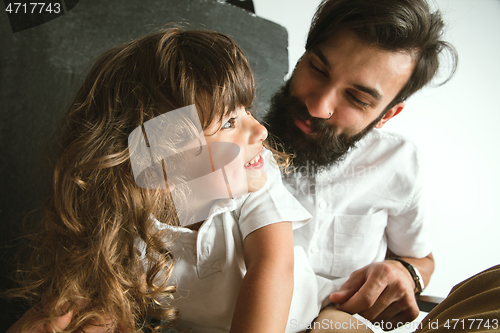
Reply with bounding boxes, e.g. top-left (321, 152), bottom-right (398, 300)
top-left (237, 148), bottom-right (312, 240)
top-left (385, 142), bottom-right (433, 258)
